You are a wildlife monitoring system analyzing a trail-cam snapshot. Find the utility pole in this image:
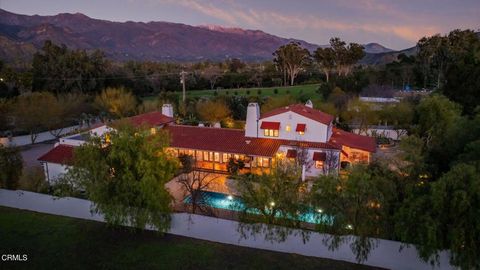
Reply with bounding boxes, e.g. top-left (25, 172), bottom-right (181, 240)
top-left (180, 70), bottom-right (187, 102)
